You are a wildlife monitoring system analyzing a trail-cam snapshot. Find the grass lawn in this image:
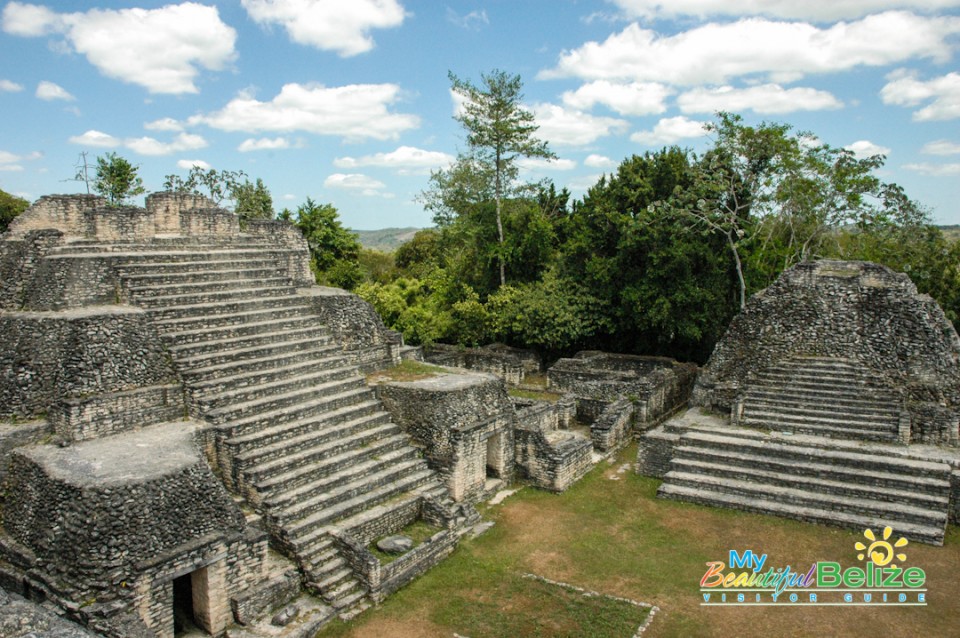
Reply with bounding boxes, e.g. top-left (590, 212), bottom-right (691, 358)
top-left (317, 444), bottom-right (960, 638)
